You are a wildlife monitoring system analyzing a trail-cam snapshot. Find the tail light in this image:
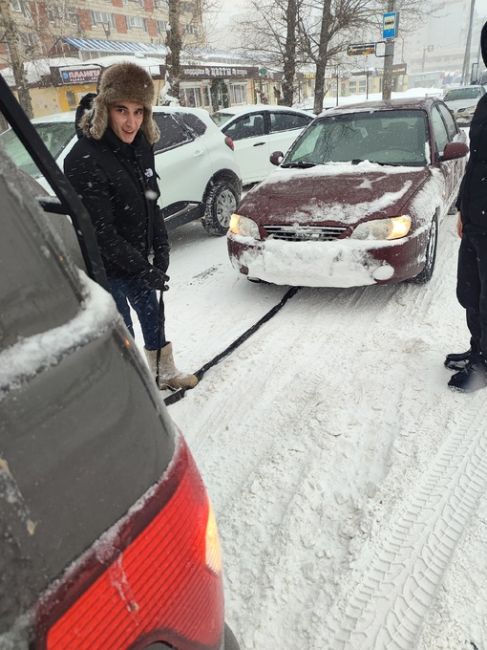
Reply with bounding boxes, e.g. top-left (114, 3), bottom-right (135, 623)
top-left (35, 436), bottom-right (224, 650)
top-left (224, 135), bottom-right (235, 151)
